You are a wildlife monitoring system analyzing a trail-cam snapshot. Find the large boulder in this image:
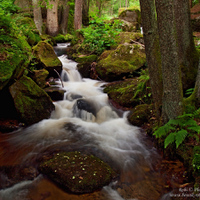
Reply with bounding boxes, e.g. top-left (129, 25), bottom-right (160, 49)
top-left (39, 151), bottom-right (117, 194)
top-left (96, 43), bottom-right (146, 82)
top-left (9, 75), bottom-right (55, 125)
top-left (0, 16), bottom-right (32, 91)
top-left (32, 41), bottom-right (62, 77)
top-left (104, 77), bottom-right (152, 109)
top-left (118, 7), bottom-right (141, 31)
